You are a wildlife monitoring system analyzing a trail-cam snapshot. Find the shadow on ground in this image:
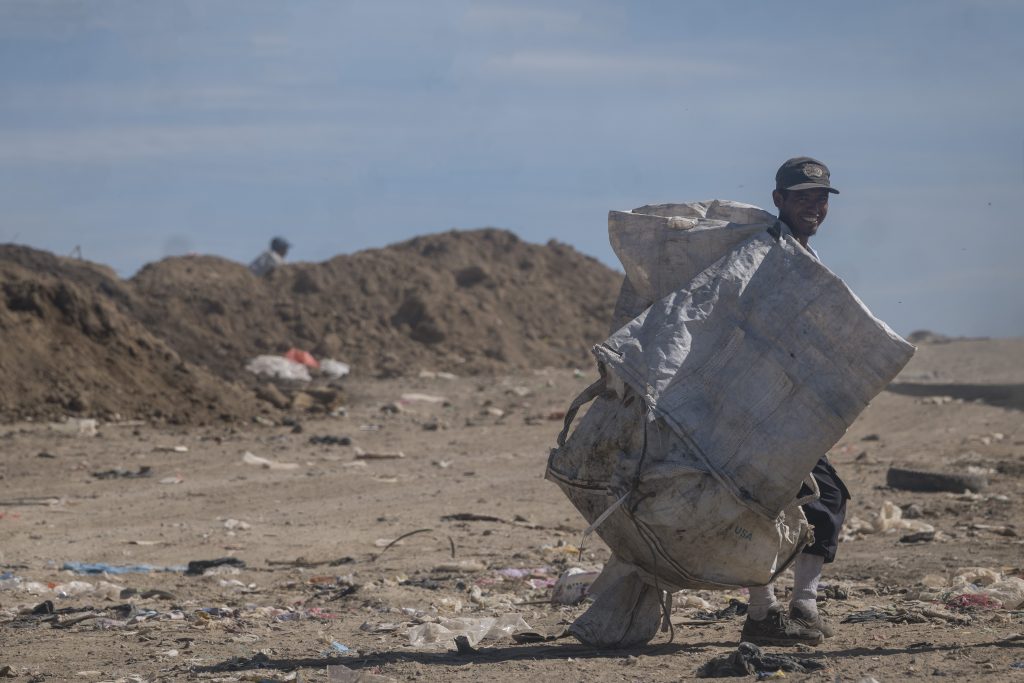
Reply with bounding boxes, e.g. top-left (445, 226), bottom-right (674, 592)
top-left (191, 640), bottom-right (702, 675)
top-left (190, 635), bottom-right (1024, 676)
top-left (886, 383), bottom-right (1024, 410)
